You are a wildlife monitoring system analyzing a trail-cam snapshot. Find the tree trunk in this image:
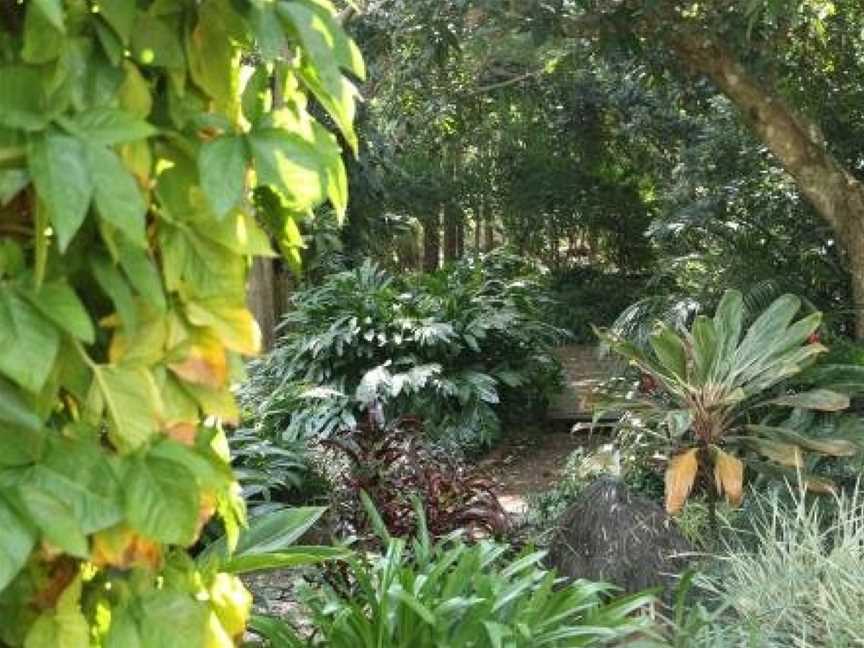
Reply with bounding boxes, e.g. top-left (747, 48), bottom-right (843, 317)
top-left (669, 31), bottom-right (864, 337)
top-left (474, 203), bottom-right (483, 252)
top-left (247, 258), bottom-right (278, 351)
top-left (484, 210), bottom-right (495, 252)
top-left (423, 209), bottom-right (441, 271)
top-left (558, 10), bottom-right (864, 336)
top-left (456, 217), bottom-right (465, 259)
top-left (443, 202), bottom-right (459, 262)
